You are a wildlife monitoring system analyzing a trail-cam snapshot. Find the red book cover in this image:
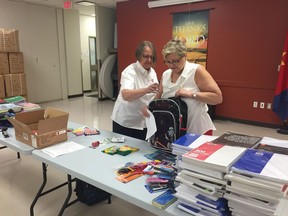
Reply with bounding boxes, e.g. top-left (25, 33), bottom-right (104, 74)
top-left (183, 142), bottom-right (224, 161)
